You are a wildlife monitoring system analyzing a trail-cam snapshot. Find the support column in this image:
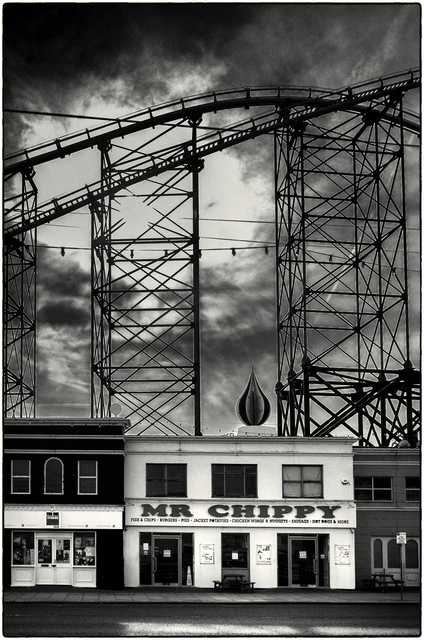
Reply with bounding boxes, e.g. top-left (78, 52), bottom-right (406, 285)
top-left (189, 115), bottom-right (203, 436)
